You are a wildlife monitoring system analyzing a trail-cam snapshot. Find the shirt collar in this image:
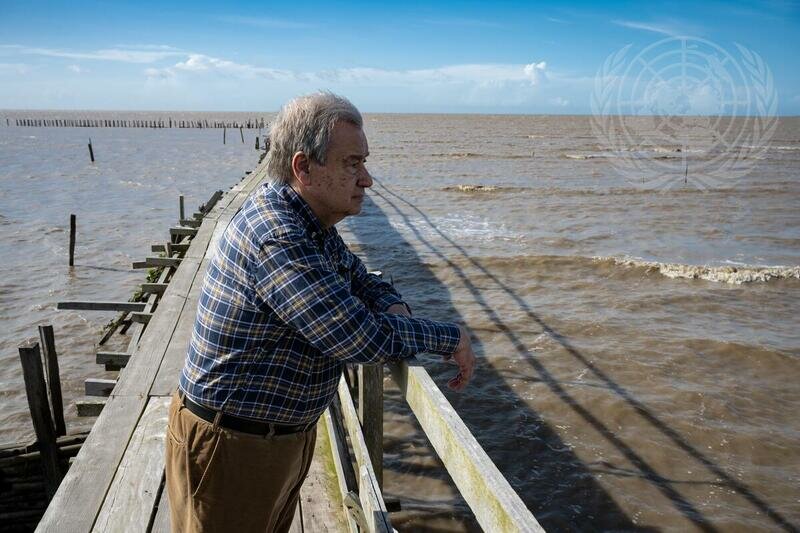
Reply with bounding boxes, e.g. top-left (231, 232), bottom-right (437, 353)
top-left (267, 182), bottom-right (331, 243)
